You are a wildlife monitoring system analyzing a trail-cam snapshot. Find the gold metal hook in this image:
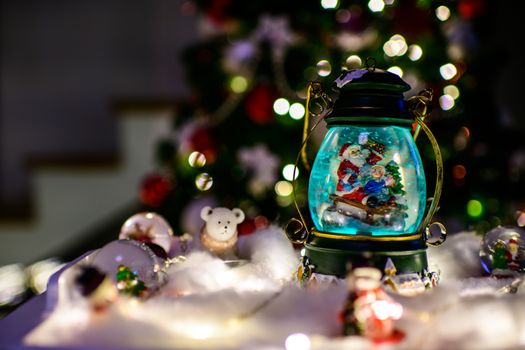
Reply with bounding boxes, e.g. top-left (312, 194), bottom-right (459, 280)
top-left (364, 57), bottom-right (376, 72)
top-left (284, 218), bottom-right (309, 245)
top-left (408, 88), bottom-right (433, 141)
